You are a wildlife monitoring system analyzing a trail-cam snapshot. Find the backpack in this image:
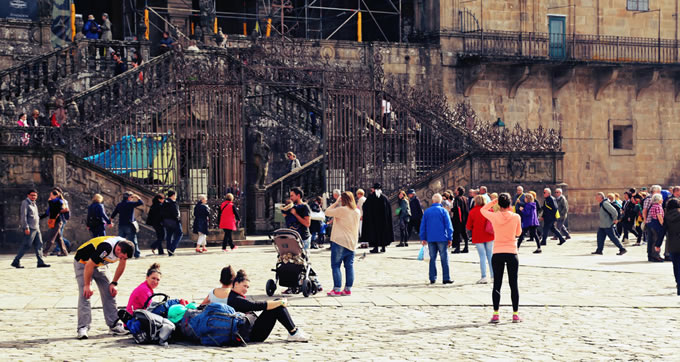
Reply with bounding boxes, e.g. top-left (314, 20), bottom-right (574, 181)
top-left (127, 309), bottom-right (175, 345)
top-left (609, 201), bottom-right (622, 219)
top-left (181, 303), bottom-right (248, 346)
